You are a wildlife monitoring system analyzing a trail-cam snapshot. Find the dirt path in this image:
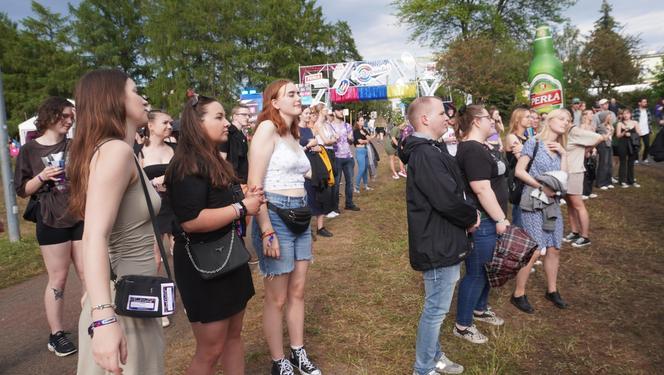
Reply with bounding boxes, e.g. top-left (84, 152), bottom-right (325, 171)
top-left (2, 149), bottom-right (663, 374)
